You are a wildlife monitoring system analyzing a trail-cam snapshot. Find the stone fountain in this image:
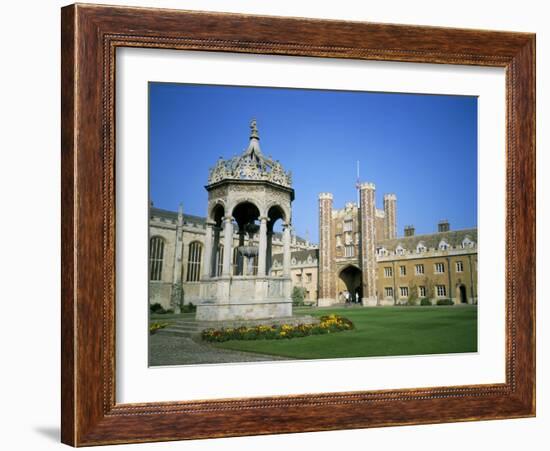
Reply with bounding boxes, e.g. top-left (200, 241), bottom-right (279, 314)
top-left (237, 223), bottom-right (260, 276)
top-left (196, 120), bottom-right (294, 322)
